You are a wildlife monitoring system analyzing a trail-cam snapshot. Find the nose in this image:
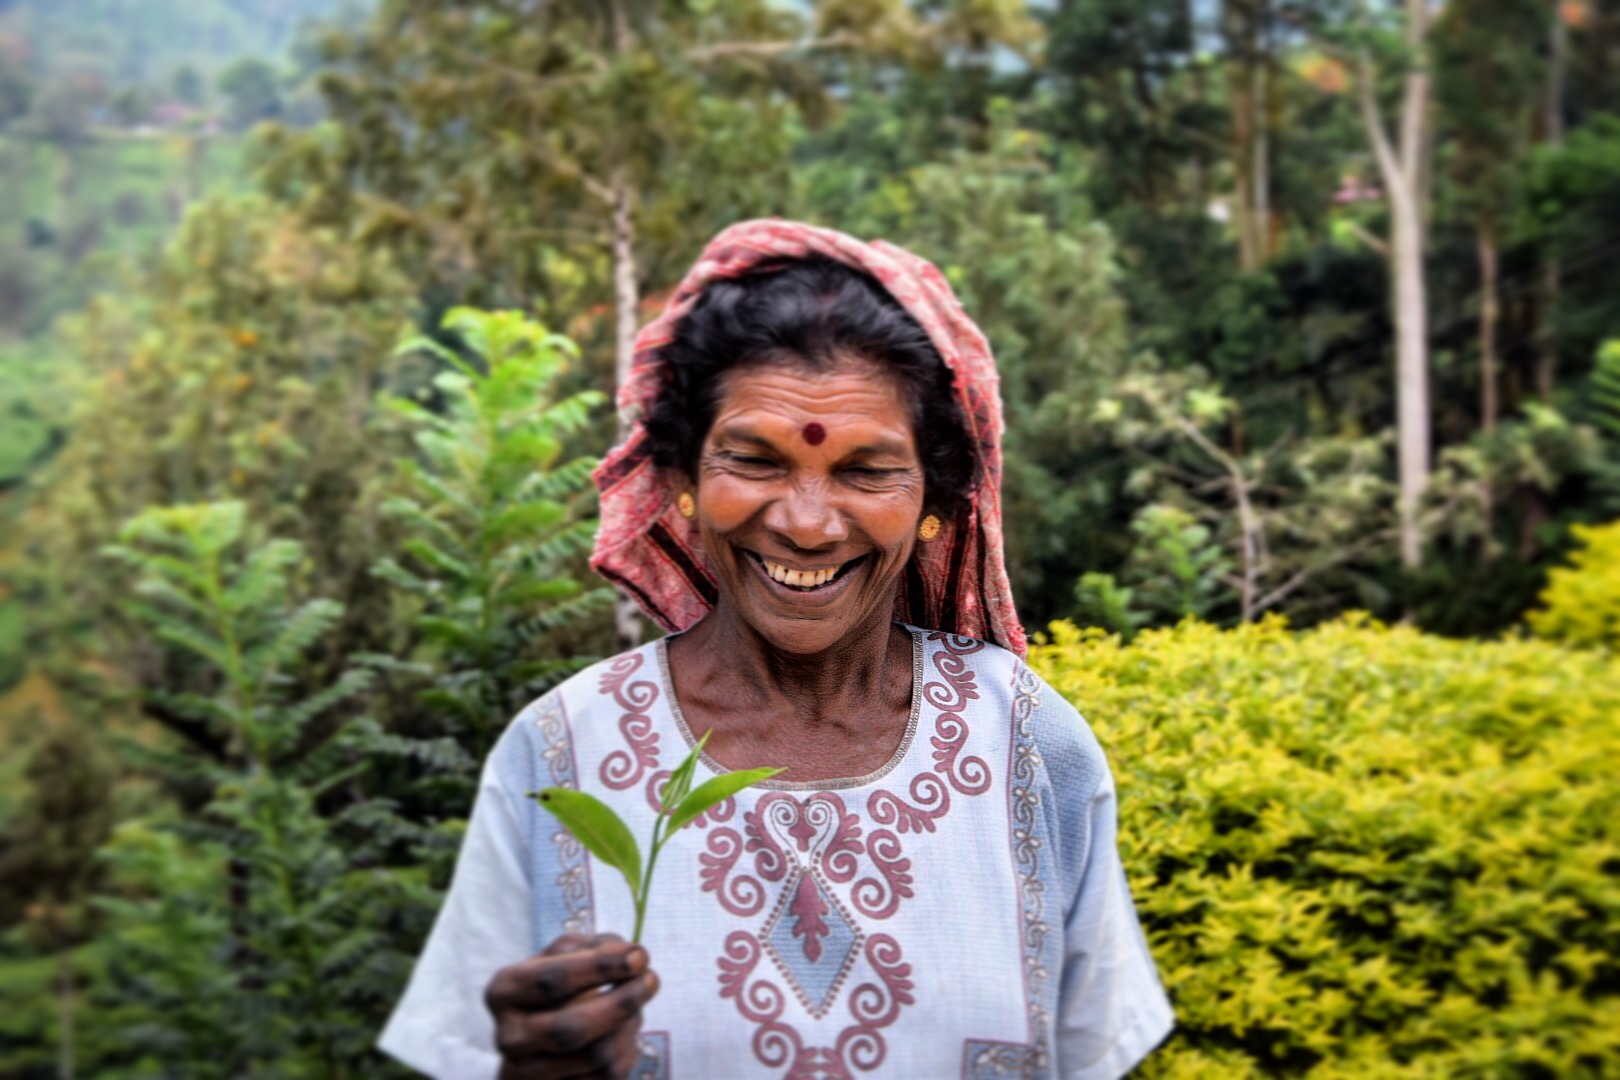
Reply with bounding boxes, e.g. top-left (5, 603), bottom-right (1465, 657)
top-left (764, 479), bottom-right (849, 551)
